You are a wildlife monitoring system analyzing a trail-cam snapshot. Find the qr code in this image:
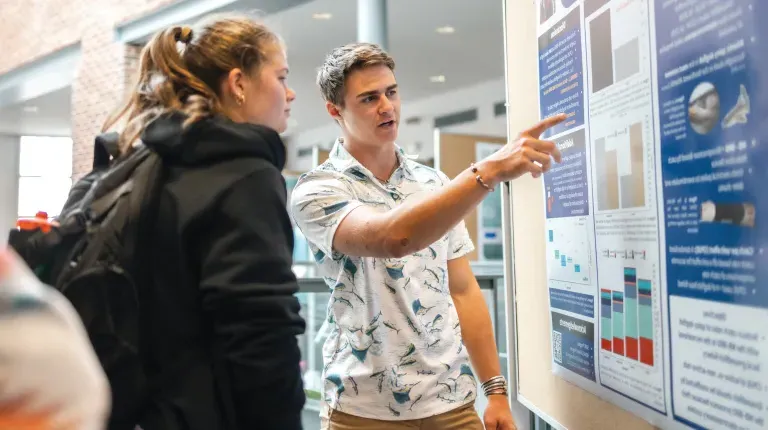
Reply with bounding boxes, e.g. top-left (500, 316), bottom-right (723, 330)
top-left (552, 330), bottom-right (563, 364)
